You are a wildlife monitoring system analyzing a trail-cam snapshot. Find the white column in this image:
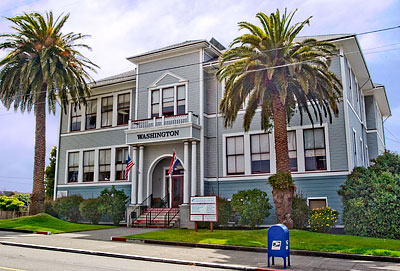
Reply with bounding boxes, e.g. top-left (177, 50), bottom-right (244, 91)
top-left (169, 175), bottom-right (172, 208)
top-left (131, 146), bottom-right (138, 204)
top-left (112, 93), bottom-right (118, 127)
top-left (110, 147), bottom-right (116, 181)
top-left (191, 141), bottom-right (197, 196)
top-left (78, 151), bottom-right (83, 183)
top-left (183, 141), bottom-right (190, 204)
top-left (138, 145), bottom-right (144, 204)
top-left (96, 98), bottom-right (102, 129)
top-left (94, 149), bottom-right (99, 182)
